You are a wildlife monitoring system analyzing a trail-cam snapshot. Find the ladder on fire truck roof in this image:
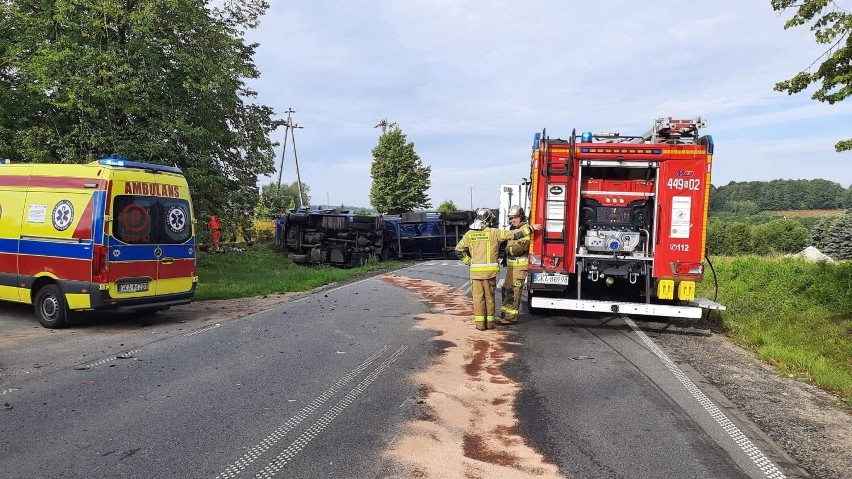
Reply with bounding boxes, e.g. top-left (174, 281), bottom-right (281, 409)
top-left (642, 117), bottom-right (706, 144)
